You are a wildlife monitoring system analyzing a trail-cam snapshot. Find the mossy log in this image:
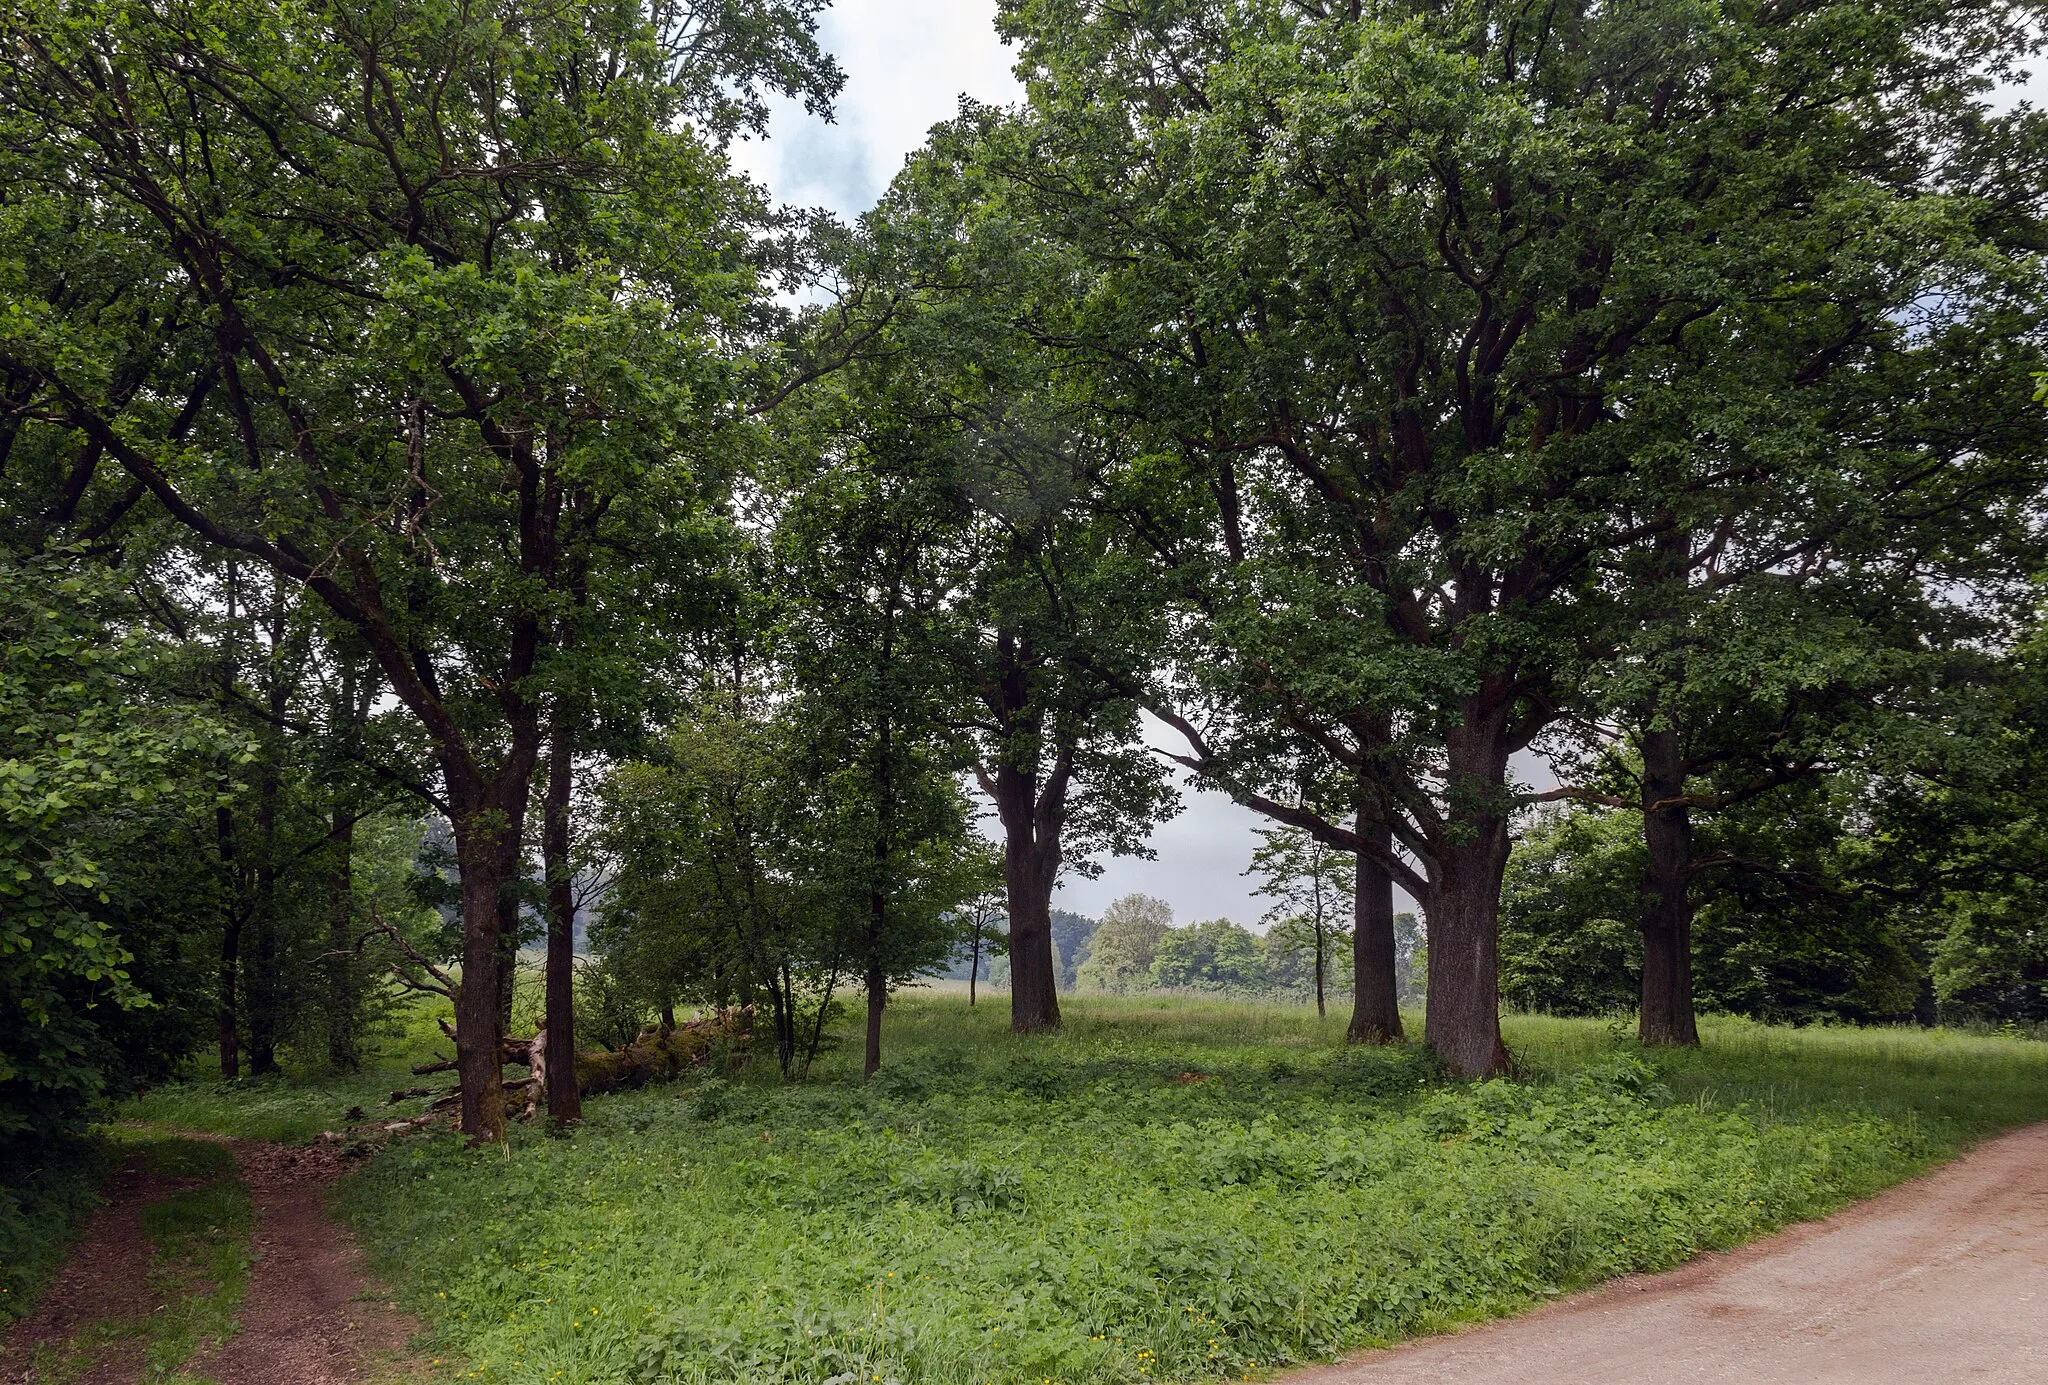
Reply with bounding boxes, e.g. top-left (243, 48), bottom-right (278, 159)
top-left (572, 1013), bottom-right (747, 1097)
